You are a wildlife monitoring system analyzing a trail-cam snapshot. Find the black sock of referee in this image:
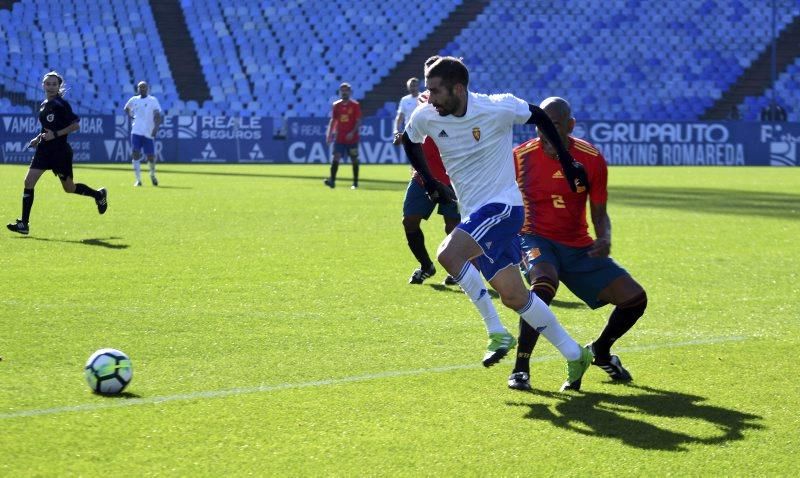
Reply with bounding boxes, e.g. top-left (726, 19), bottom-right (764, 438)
top-left (592, 292), bottom-right (647, 360)
top-left (513, 276), bottom-right (558, 374)
top-left (352, 162), bottom-right (359, 187)
top-left (21, 188), bottom-right (34, 224)
top-left (405, 229), bottom-right (433, 270)
top-left (330, 162), bottom-right (339, 182)
top-left (73, 183), bottom-right (101, 200)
